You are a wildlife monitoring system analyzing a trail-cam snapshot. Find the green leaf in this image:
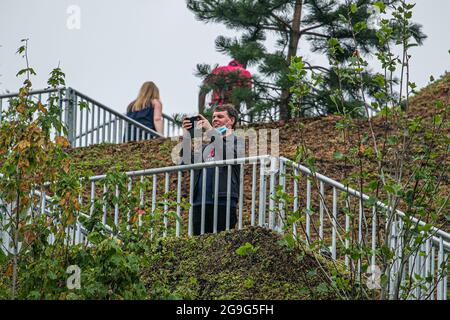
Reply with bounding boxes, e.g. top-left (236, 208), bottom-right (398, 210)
top-left (380, 274), bottom-right (389, 286)
top-left (16, 69), bottom-right (28, 77)
top-left (351, 3), bottom-right (358, 13)
top-left (418, 224), bottom-right (433, 233)
top-left (16, 45), bottom-right (26, 55)
top-left (354, 22), bottom-right (367, 32)
top-left (368, 180), bottom-right (379, 191)
top-left (282, 234), bottom-right (296, 248)
top-left (387, 136), bottom-right (398, 145)
top-left (374, 91), bottom-right (386, 100)
top-left (374, 2), bottom-right (386, 12)
top-left (333, 151), bottom-right (344, 160)
top-left (433, 114), bottom-right (442, 126)
top-left (87, 231), bottom-right (103, 245)
top-left (381, 244), bottom-right (394, 260)
top-left (47, 270), bottom-right (58, 280)
top-left (243, 278), bottom-right (255, 289)
top-left (236, 242), bottom-right (257, 256)
top-left (328, 37), bottom-right (339, 47)
top-left (307, 269), bottom-right (317, 278)
top-left (316, 282), bottom-right (330, 294)
top-left (373, 74), bottom-right (385, 87)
